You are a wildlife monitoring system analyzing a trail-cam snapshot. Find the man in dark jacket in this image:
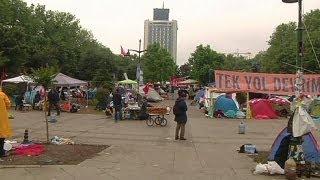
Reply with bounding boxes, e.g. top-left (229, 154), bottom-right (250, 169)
top-left (113, 88), bottom-right (123, 122)
top-left (47, 89), bottom-right (60, 116)
top-left (174, 90), bottom-right (188, 140)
